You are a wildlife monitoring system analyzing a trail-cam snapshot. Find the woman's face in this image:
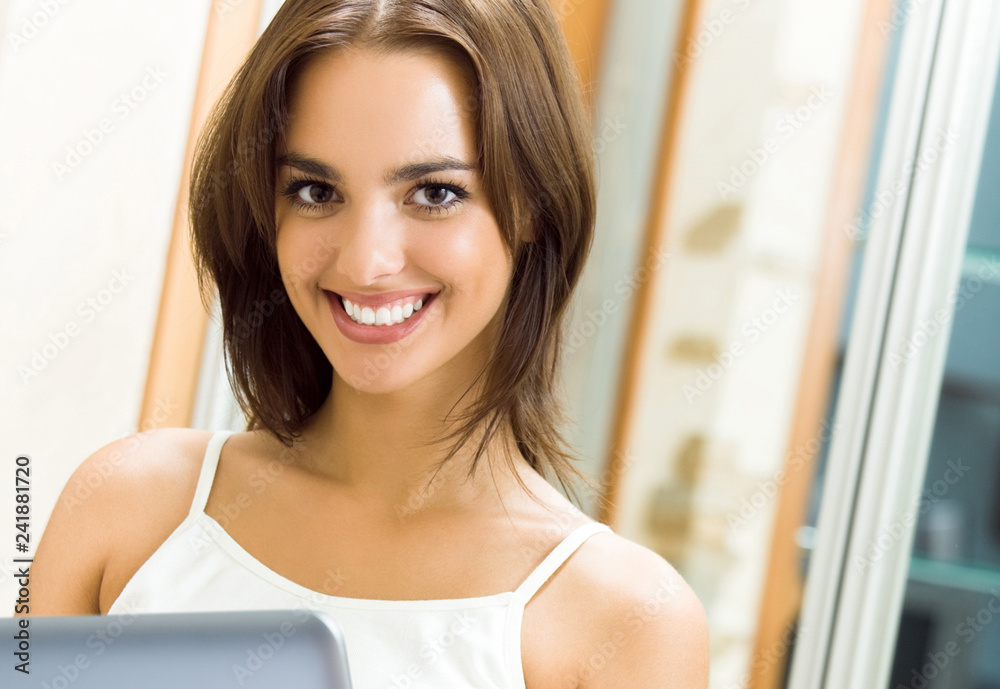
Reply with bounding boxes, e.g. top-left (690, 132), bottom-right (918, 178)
top-left (275, 46), bottom-right (512, 395)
